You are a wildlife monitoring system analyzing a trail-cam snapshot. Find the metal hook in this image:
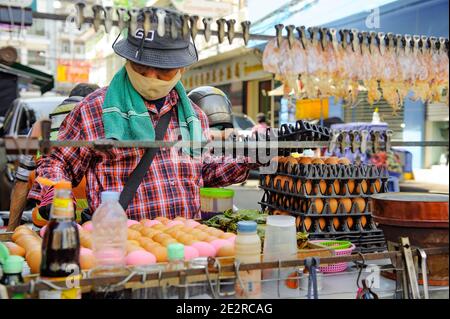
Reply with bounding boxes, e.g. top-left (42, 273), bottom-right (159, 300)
top-left (204, 259), bottom-right (217, 298)
top-left (233, 259), bottom-right (248, 298)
